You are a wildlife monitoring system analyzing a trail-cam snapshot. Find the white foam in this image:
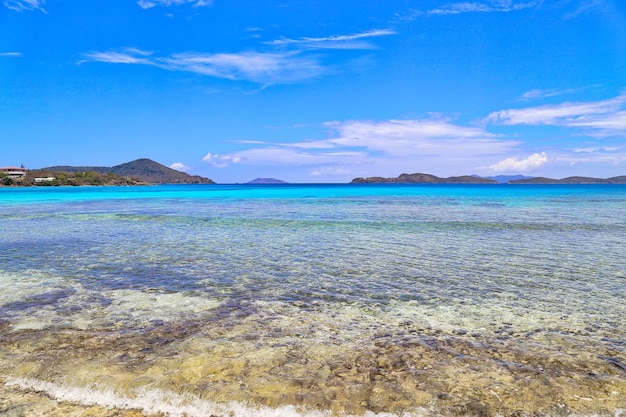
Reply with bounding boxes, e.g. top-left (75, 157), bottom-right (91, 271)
top-left (5, 377), bottom-right (427, 417)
